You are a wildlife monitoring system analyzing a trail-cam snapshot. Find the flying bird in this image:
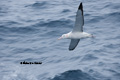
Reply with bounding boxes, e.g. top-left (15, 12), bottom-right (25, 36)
top-left (58, 2), bottom-right (94, 51)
